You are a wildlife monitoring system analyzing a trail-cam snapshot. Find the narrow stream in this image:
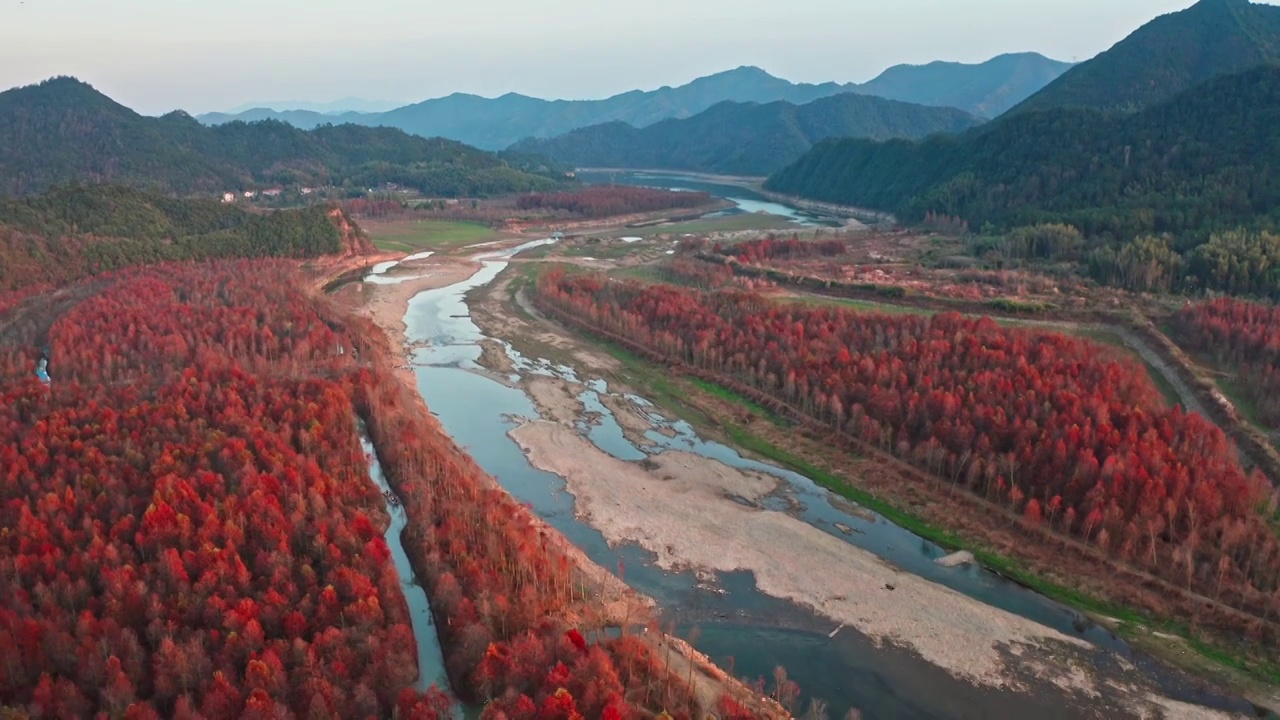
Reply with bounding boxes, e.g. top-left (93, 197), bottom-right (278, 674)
top-left (357, 421), bottom-right (451, 694)
top-left (378, 243), bottom-right (1258, 719)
